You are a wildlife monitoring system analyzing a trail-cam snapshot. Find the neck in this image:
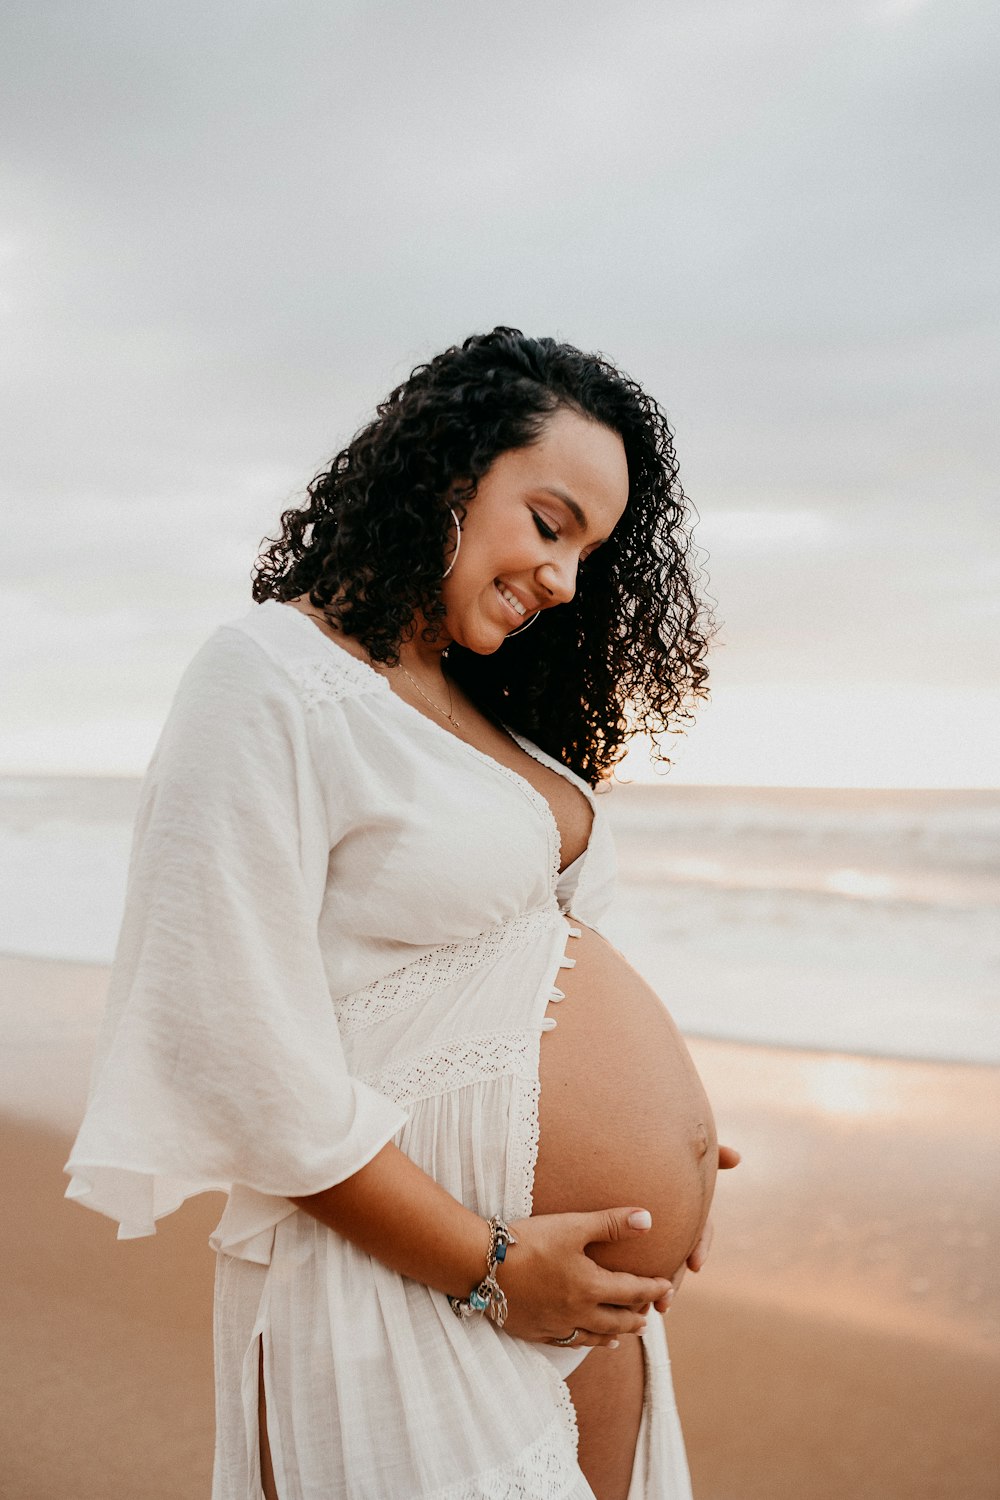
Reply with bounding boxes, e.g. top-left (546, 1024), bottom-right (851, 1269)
top-left (292, 595), bottom-right (451, 678)
top-left (396, 612), bottom-right (452, 679)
